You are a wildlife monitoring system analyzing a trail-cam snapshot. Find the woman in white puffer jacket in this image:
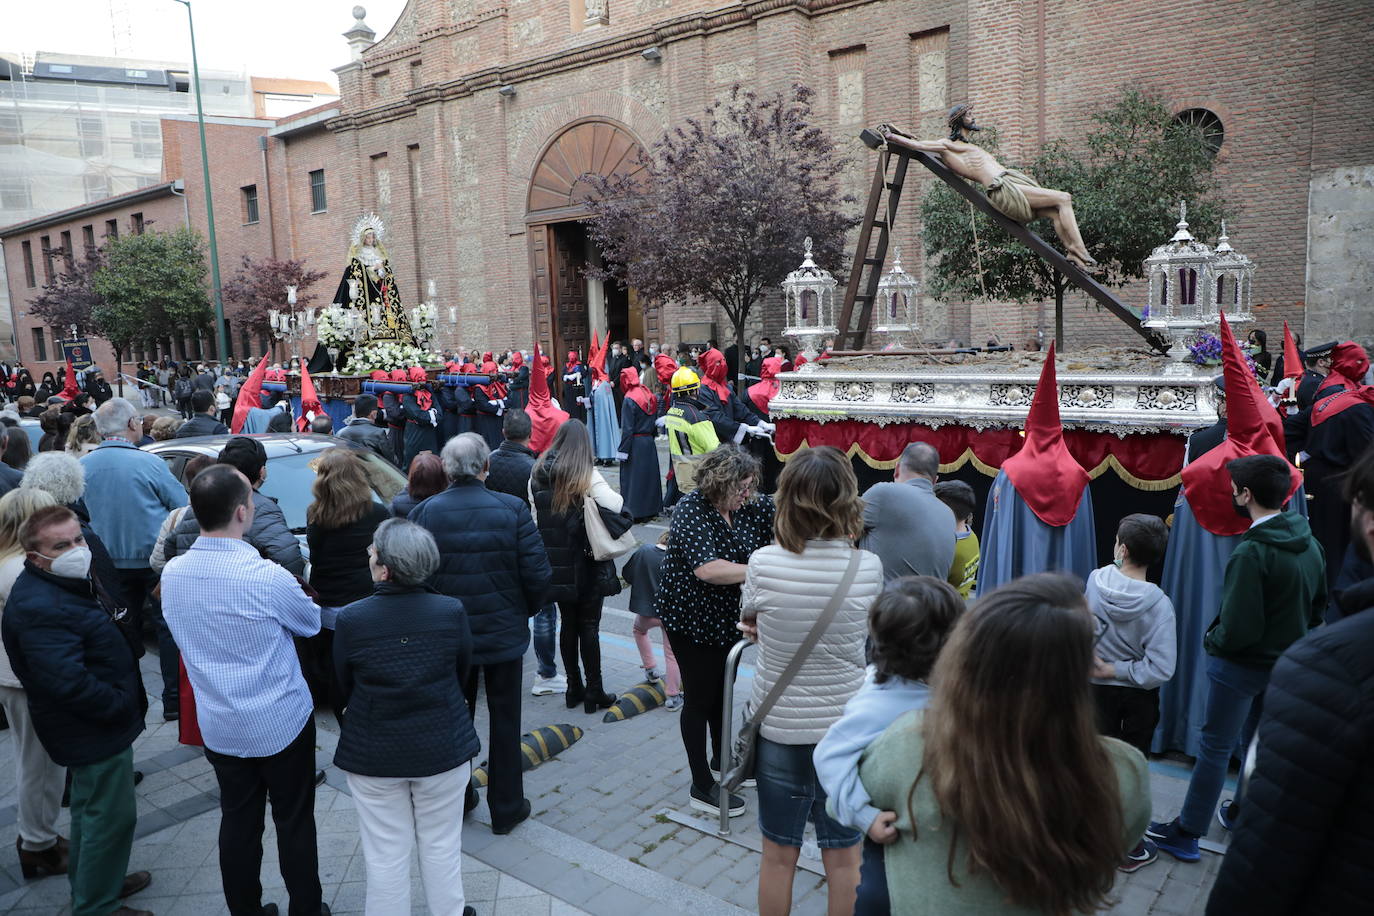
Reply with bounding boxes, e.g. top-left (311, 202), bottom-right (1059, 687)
top-left (739, 445), bottom-right (883, 916)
